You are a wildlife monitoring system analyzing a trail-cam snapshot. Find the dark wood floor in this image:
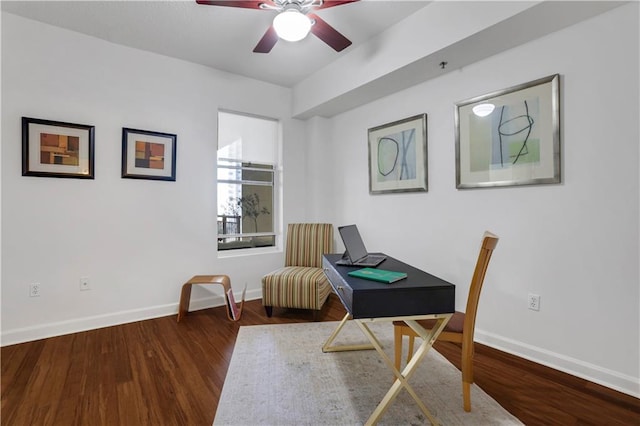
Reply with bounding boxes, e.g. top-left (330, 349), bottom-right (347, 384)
top-left (2, 294), bottom-right (639, 425)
